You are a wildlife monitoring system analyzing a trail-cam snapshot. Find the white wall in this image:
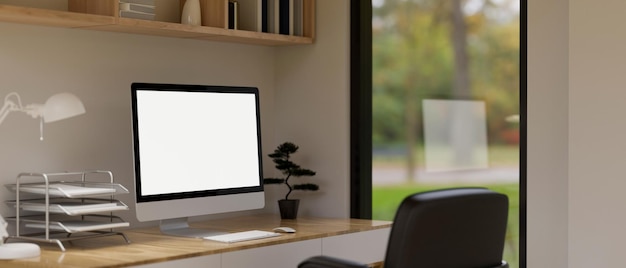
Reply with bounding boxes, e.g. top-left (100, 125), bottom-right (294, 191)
top-left (530, 0), bottom-right (626, 267)
top-left (527, 0), bottom-right (569, 266)
top-left (569, 0), bottom-right (626, 267)
top-left (0, 1), bottom-right (350, 228)
top-left (273, 0), bottom-right (350, 218)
